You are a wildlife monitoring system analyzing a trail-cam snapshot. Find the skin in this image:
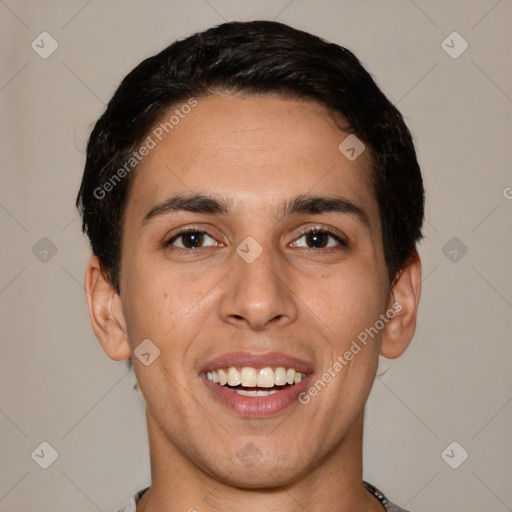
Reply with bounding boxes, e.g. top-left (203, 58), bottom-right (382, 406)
top-left (85, 93), bottom-right (421, 511)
